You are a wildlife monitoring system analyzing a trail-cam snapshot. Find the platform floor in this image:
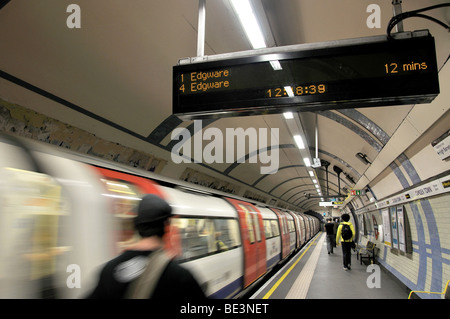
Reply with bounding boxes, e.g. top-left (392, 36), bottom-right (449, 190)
top-left (250, 232), bottom-right (409, 299)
